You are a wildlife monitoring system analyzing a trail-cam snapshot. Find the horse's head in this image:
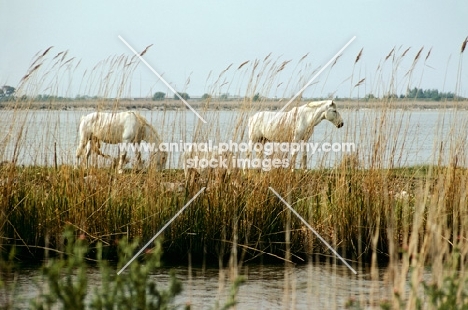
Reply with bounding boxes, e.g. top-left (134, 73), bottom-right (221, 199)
top-left (321, 100), bottom-right (343, 128)
top-left (150, 151), bottom-right (168, 170)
